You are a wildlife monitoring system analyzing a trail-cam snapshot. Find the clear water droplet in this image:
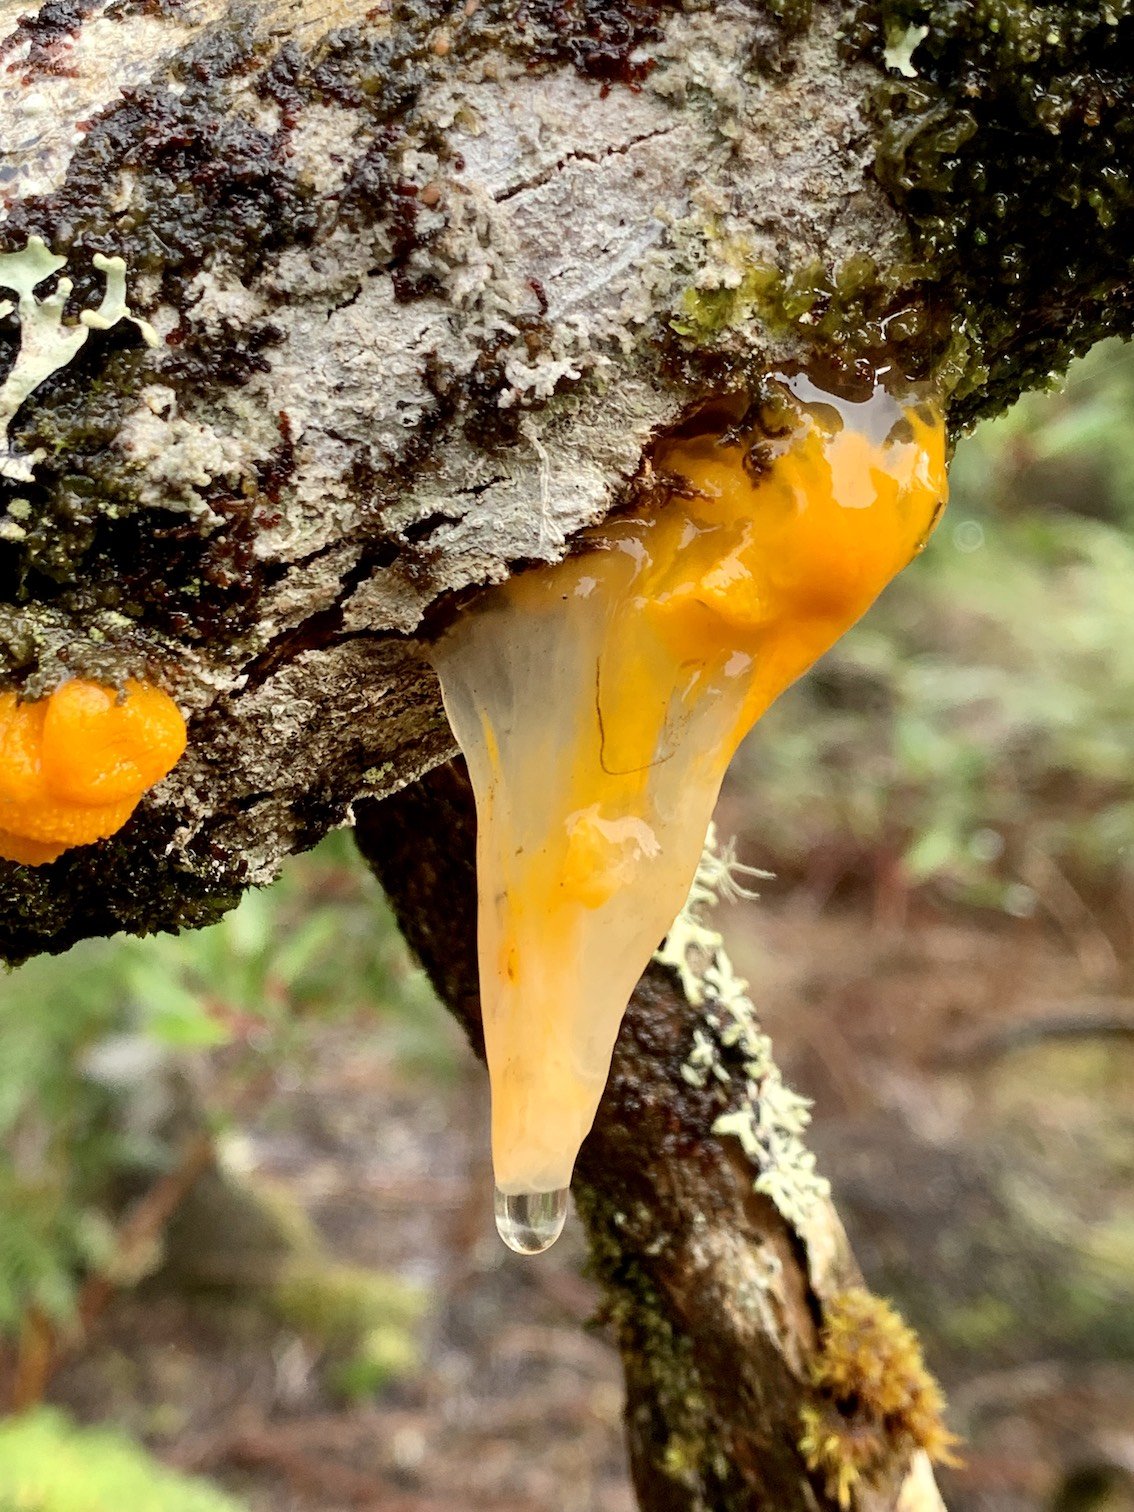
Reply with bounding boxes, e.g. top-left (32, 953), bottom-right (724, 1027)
top-left (494, 1186), bottom-right (569, 1255)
